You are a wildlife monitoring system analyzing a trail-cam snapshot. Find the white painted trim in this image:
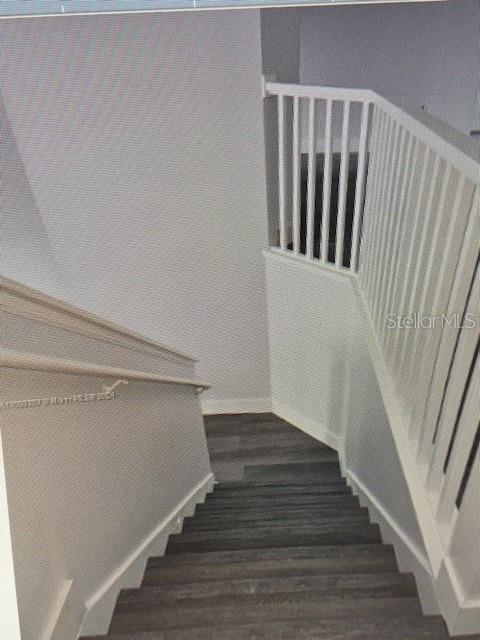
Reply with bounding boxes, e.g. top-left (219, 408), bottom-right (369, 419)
top-left (77, 472), bottom-right (214, 638)
top-left (351, 279), bottom-right (480, 635)
top-left (1, 350), bottom-right (209, 392)
top-left (0, 0), bottom-right (450, 21)
top-left (272, 400), bottom-right (340, 452)
top-left (202, 397), bottom-right (272, 415)
top-left (351, 280), bottom-right (446, 572)
top-left (1, 277), bottom-right (197, 364)
top-left (0, 432), bottom-right (21, 640)
top-left (436, 558), bottom-right (480, 637)
top-left (264, 248), bottom-right (356, 282)
top-left (344, 467), bottom-right (440, 616)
